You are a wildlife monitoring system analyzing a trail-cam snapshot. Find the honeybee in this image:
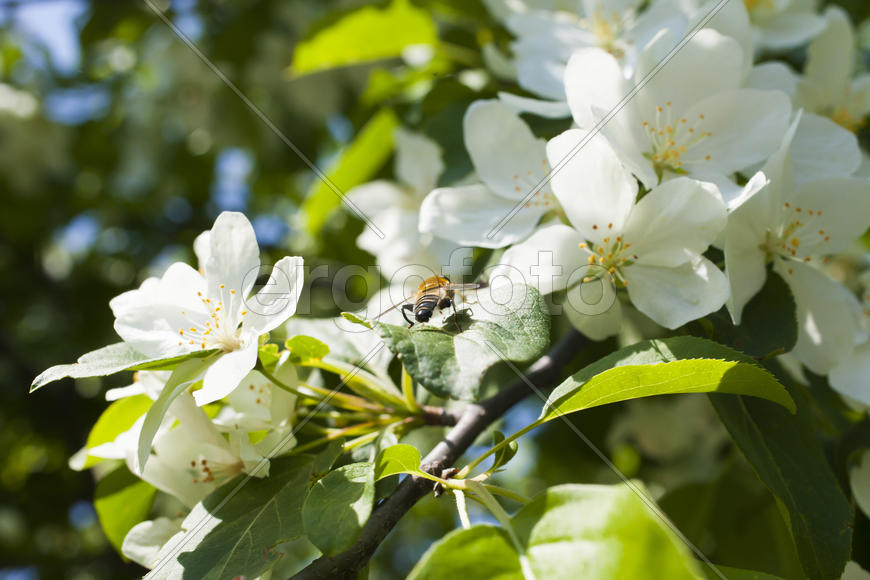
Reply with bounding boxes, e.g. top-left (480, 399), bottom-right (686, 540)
top-left (375, 276), bottom-right (487, 328)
